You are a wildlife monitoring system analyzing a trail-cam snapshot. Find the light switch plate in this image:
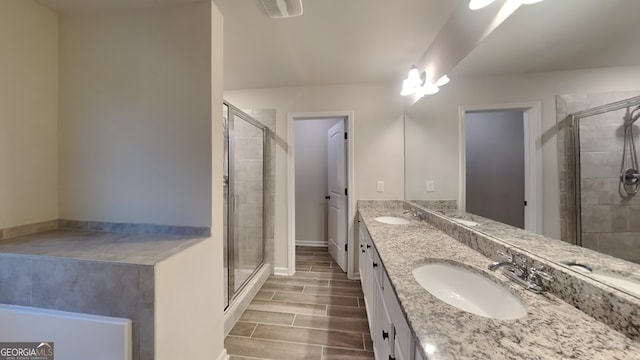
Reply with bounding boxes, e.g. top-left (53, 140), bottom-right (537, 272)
top-left (376, 181), bottom-right (384, 192)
